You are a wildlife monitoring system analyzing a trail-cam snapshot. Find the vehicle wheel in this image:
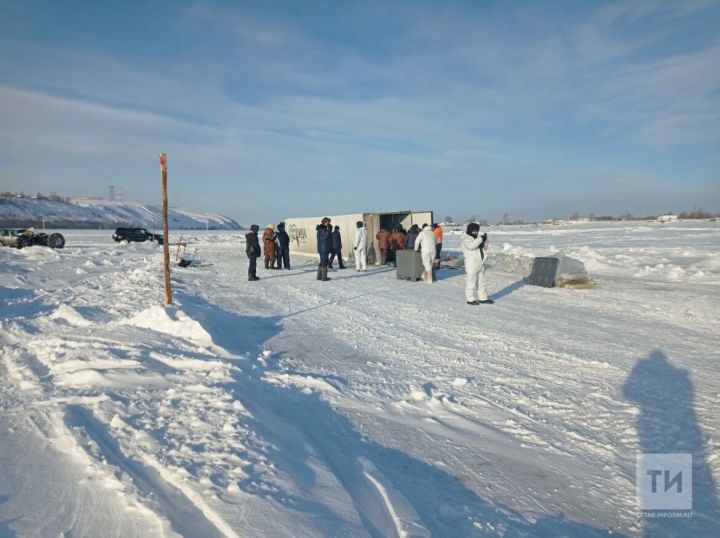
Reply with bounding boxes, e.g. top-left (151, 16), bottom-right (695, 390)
top-left (49, 233), bottom-right (65, 249)
top-left (15, 236), bottom-right (27, 249)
